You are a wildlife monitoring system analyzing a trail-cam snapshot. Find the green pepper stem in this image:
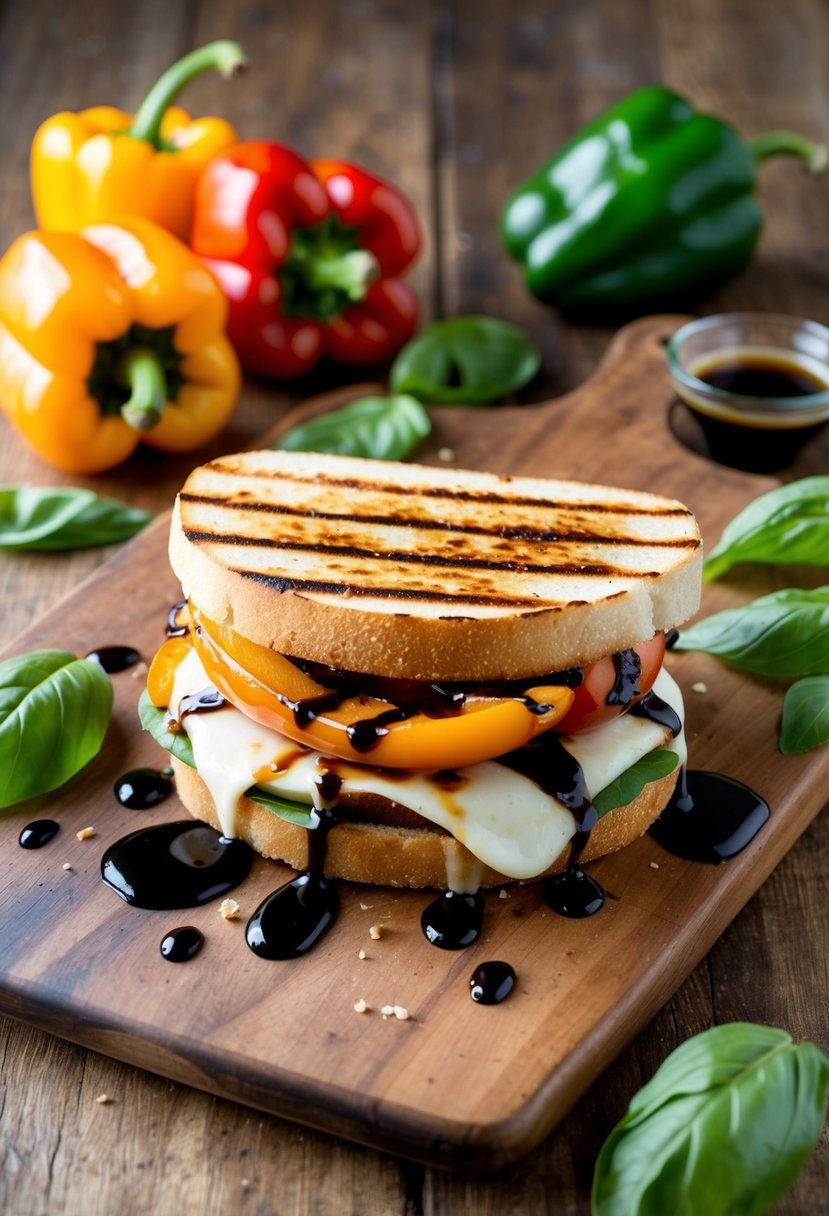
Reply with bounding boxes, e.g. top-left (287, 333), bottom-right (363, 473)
top-left (748, 130), bottom-right (828, 174)
top-left (128, 40), bottom-right (247, 149)
top-left (118, 348), bottom-right (167, 432)
top-left (300, 249), bottom-right (379, 300)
